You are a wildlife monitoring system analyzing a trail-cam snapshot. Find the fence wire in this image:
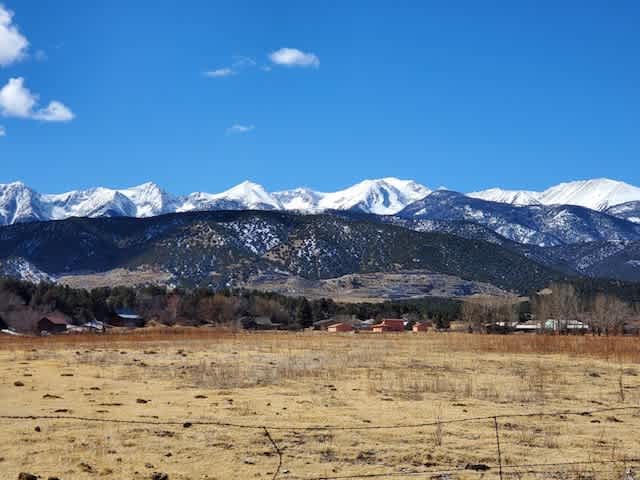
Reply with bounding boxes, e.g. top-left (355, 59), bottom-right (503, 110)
top-left (1, 404), bottom-right (639, 480)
